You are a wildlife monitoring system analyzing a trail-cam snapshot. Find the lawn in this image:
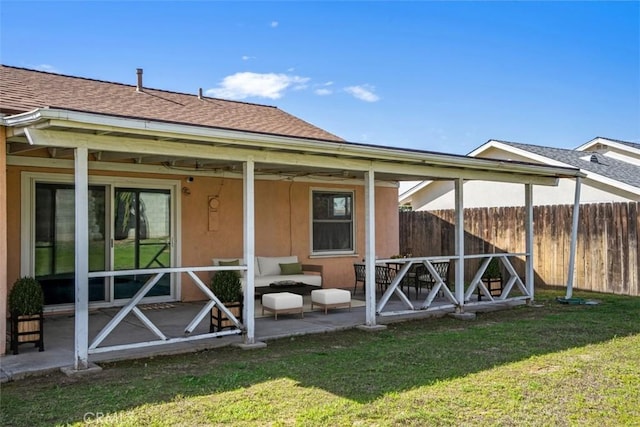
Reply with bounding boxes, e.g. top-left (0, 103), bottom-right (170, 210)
top-left (2, 289), bottom-right (639, 426)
